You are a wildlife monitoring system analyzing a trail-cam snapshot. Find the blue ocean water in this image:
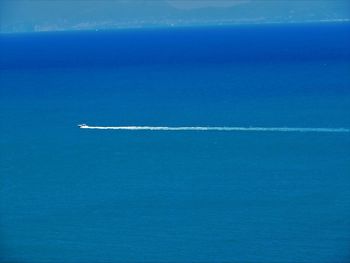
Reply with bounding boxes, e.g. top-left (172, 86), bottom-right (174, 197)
top-left (1, 24), bottom-right (350, 262)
